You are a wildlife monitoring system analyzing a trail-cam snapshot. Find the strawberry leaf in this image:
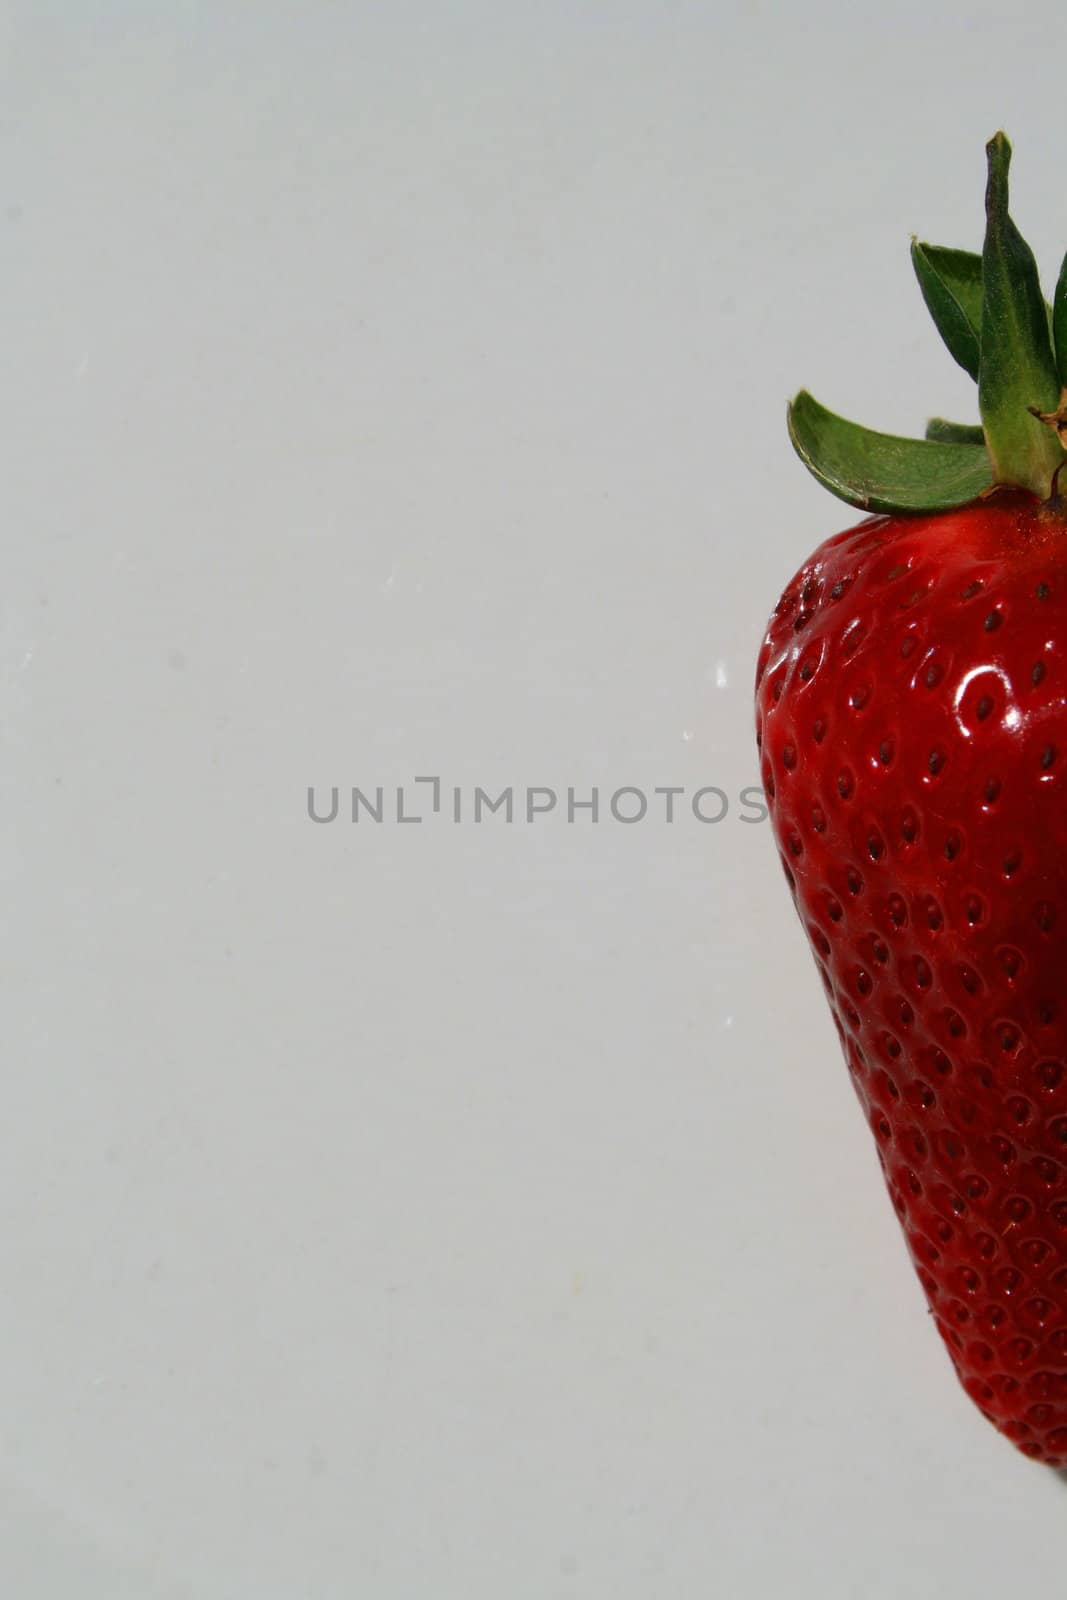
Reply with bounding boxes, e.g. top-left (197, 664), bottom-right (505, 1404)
top-left (925, 418), bottom-right (985, 444)
top-left (911, 243), bottom-right (983, 380)
top-left (979, 132), bottom-right (1062, 496)
top-left (788, 391), bottom-right (993, 513)
top-left (1053, 250), bottom-right (1067, 388)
